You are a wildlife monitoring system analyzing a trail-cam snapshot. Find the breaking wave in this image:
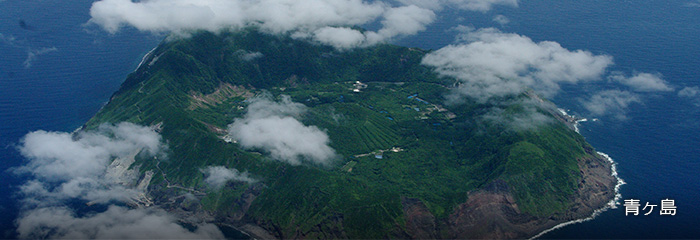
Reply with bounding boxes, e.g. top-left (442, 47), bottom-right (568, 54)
top-left (530, 151), bottom-right (625, 239)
